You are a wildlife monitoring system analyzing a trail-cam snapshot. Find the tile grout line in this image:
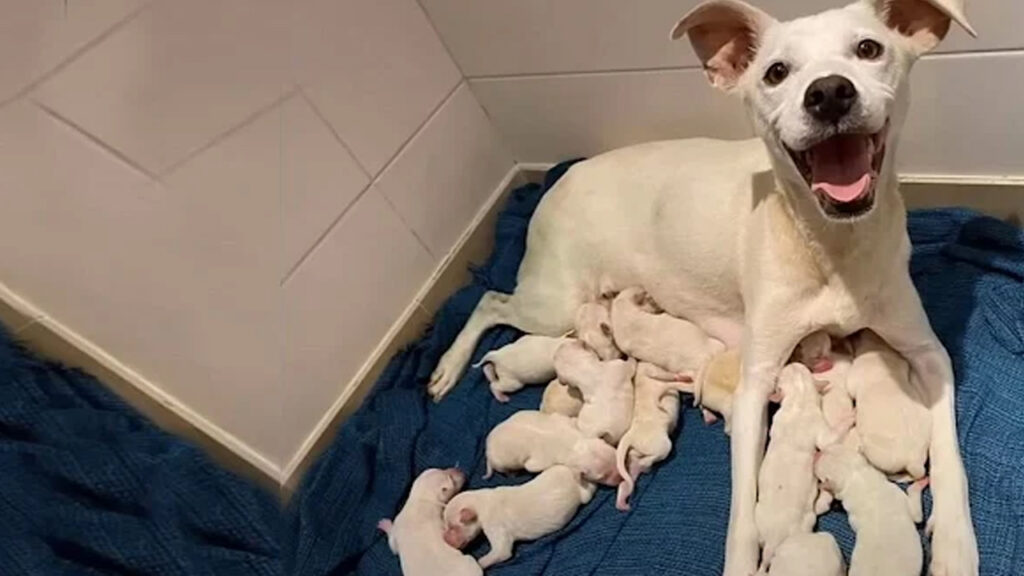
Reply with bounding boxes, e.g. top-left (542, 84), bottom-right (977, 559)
top-left (467, 64), bottom-right (703, 81)
top-left (413, 0), bottom-right (469, 79)
top-left (31, 99), bottom-right (160, 182)
top-left (280, 79), bottom-right (464, 286)
top-left (0, 2), bottom-right (153, 110)
top-left (378, 186), bottom-right (436, 260)
top-left (297, 87), bottom-right (373, 181)
top-left (159, 86), bottom-right (299, 179)
top-left (921, 47), bottom-right (1024, 60)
